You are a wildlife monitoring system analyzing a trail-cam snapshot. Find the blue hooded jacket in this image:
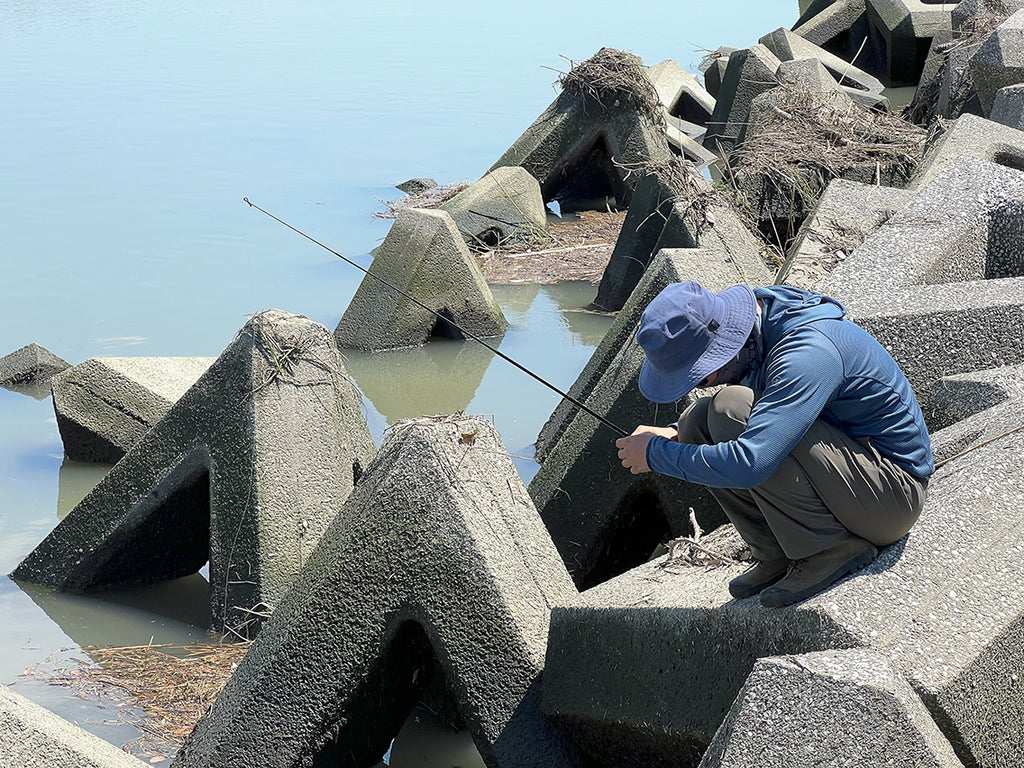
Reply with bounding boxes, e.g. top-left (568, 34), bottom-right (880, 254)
top-left (645, 285), bottom-right (934, 488)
